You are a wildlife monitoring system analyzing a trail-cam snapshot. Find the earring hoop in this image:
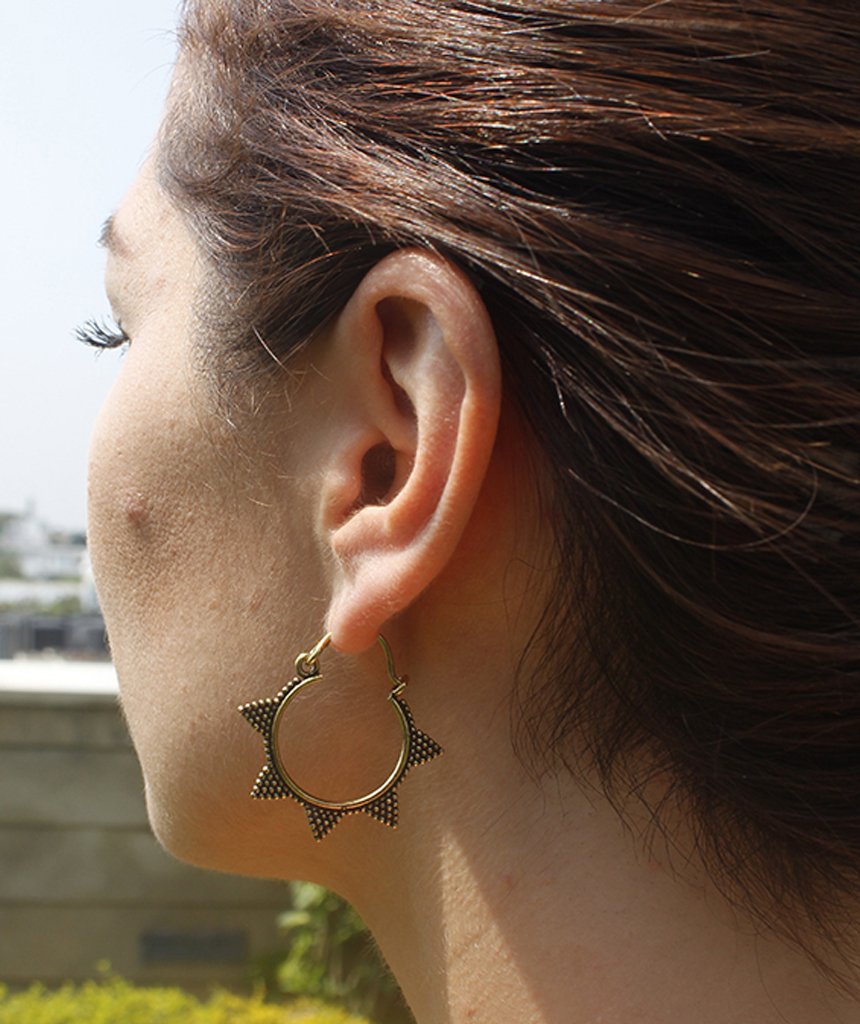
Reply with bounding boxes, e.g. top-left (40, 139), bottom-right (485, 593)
top-left (238, 634), bottom-right (443, 840)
